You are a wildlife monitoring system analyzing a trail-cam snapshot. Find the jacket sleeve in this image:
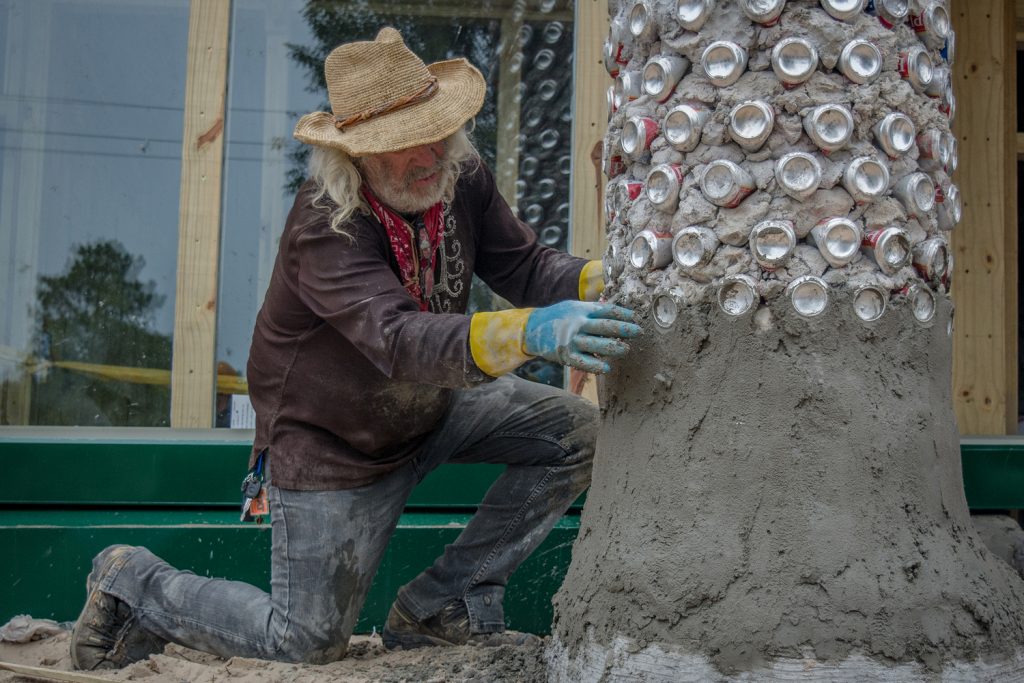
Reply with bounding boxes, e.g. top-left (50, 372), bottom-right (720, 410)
top-left (468, 164), bottom-right (589, 307)
top-left (292, 215), bottom-right (489, 388)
